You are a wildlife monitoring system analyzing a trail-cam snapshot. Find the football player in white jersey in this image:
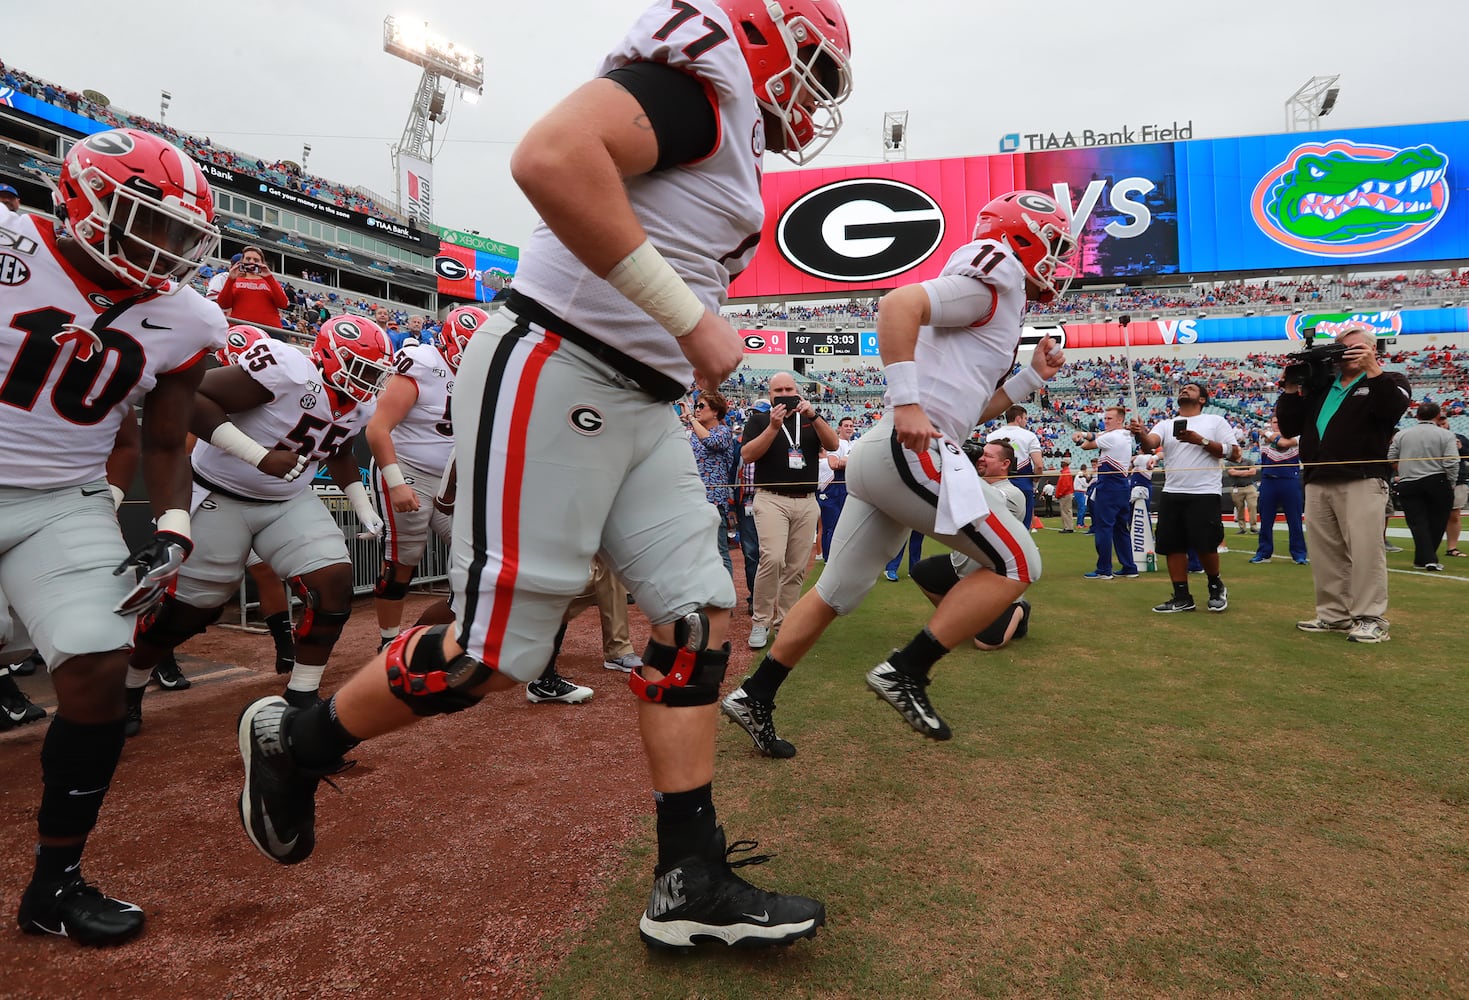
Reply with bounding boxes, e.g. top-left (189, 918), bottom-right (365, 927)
top-left (213, 326), bottom-right (301, 677)
top-left (2, 128), bottom-right (225, 946)
top-left (236, 0), bottom-right (852, 952)
top-left (128, 316), bottom-right (393, 727)
top-left (365, 305), bottom-right (487, 650)
top-left (724, 191), bottom-right (1076, 751)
